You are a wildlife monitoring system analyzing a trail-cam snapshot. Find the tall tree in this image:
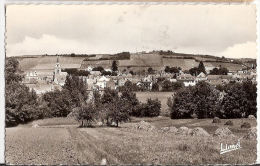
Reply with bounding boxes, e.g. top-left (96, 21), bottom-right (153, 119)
top-left (198, 61), bottom-right (206, 74)
top-left (5, 58), bottom-right (39, 127)
top-left (112, 60), bottom-right (118, 72)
